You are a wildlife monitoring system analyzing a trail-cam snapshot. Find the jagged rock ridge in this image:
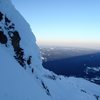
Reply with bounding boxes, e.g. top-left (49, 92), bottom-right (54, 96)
top-left (0, 11), bottom-right (34, 71)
